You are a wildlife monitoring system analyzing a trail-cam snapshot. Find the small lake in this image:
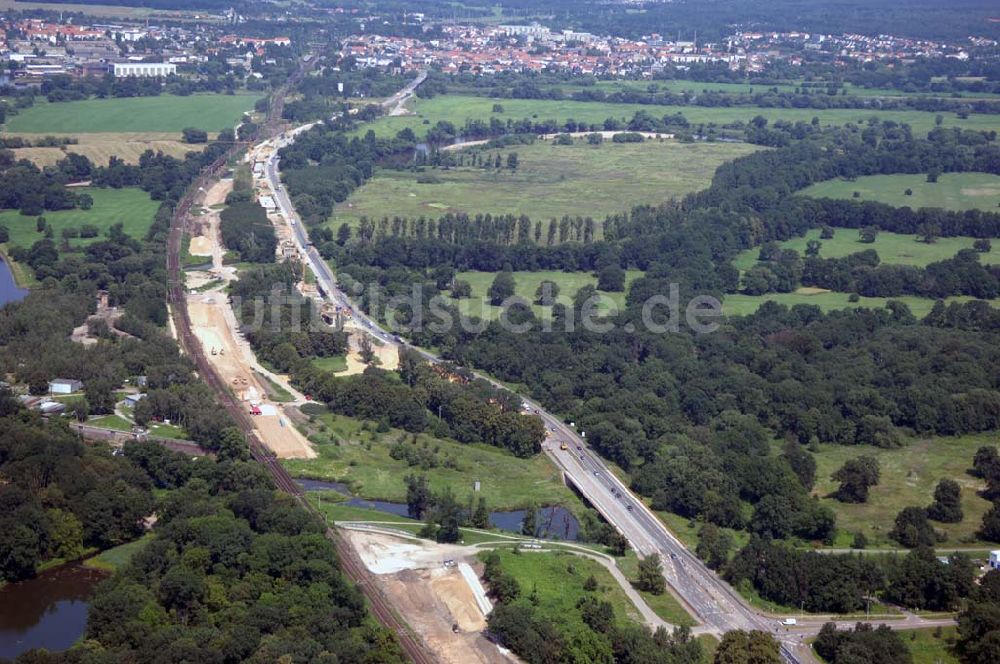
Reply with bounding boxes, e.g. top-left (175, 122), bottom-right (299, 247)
top-left (297, 478), bottom-right (580, 541)
top-left (0, 564), bottom-right (107, 659)
top-left (0, 256), bottom-right (27, 308)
